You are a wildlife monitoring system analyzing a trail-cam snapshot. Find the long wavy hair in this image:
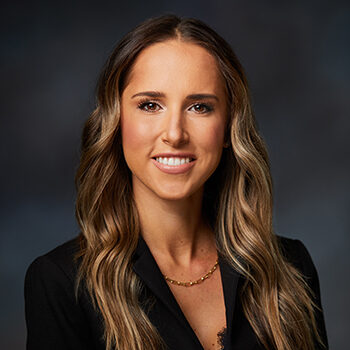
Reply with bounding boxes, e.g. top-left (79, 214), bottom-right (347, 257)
top-left (75, 15), bottom-right (325, 350)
